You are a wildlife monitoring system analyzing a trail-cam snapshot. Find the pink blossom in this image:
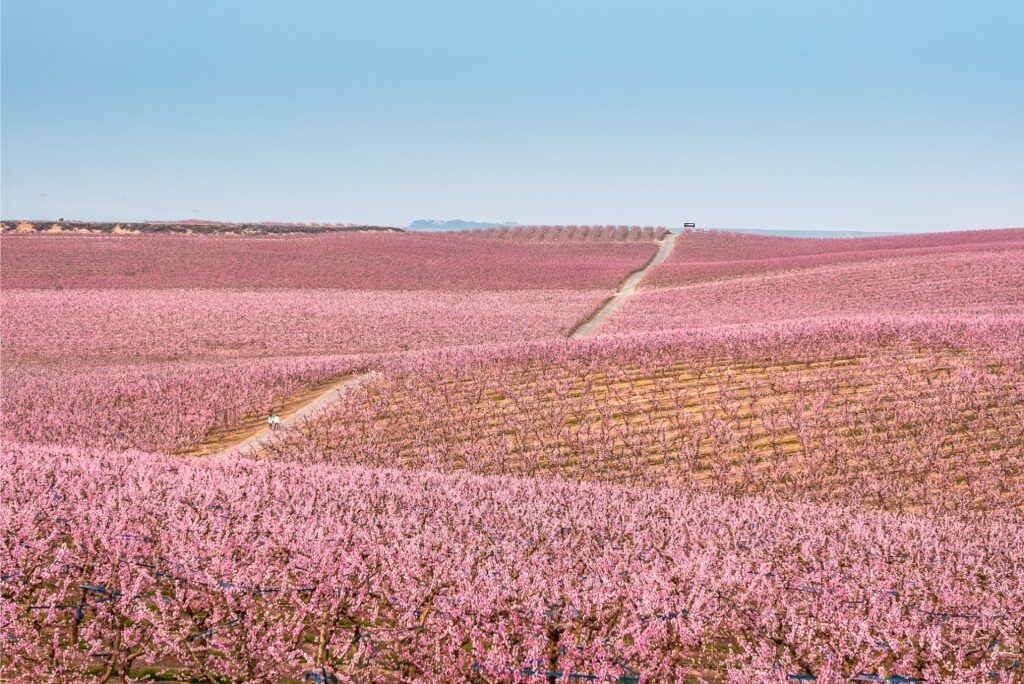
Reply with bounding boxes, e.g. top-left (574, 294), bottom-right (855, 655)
top-left (646, 227), bottom-right (1024, 286)
top-left (0, 231), bottom-right (658, 291)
